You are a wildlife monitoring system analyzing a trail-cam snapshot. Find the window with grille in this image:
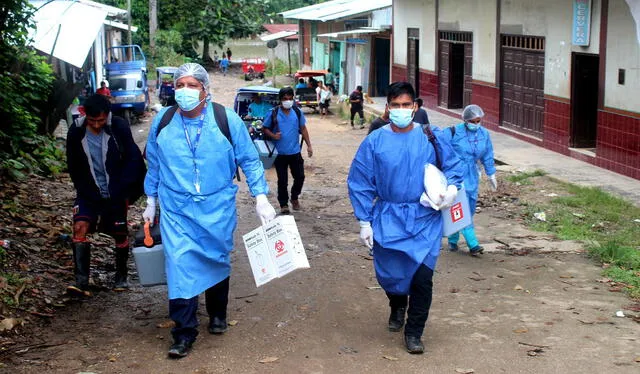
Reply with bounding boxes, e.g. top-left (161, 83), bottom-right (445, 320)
top-left (501, 35), bottom-right (545, 51)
